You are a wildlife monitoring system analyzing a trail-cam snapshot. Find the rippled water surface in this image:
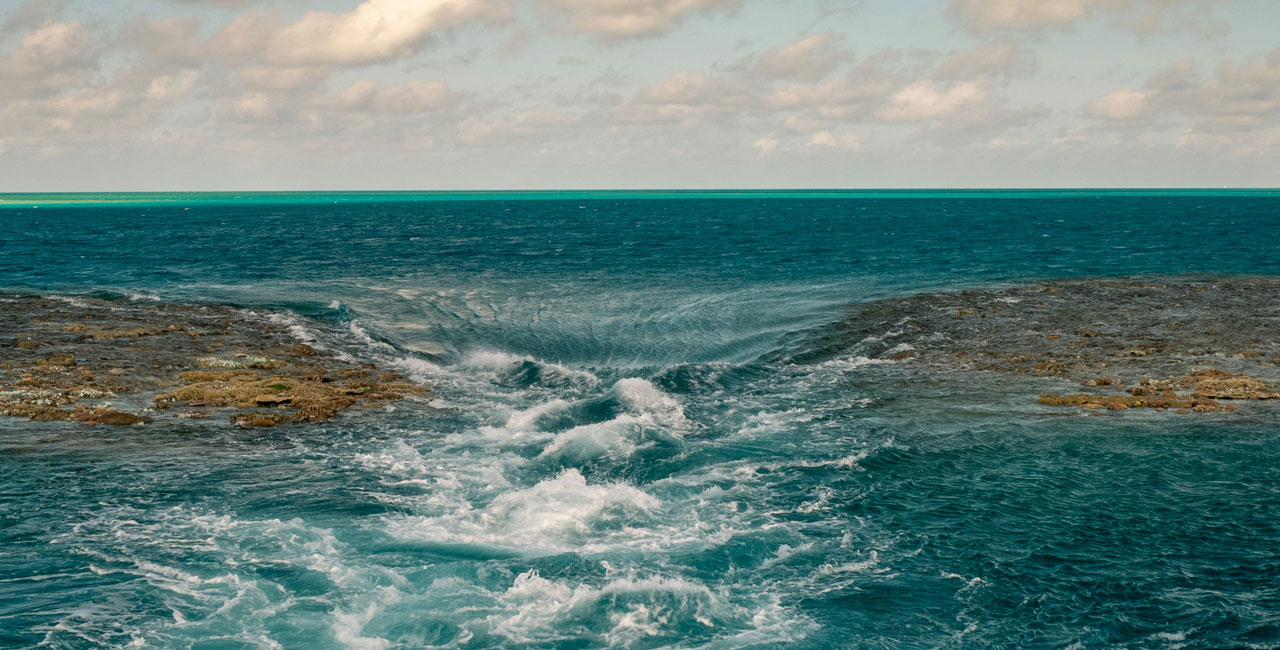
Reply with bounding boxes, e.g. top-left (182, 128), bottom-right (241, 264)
top-left (2, 191), bottom-right (1280, 649)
